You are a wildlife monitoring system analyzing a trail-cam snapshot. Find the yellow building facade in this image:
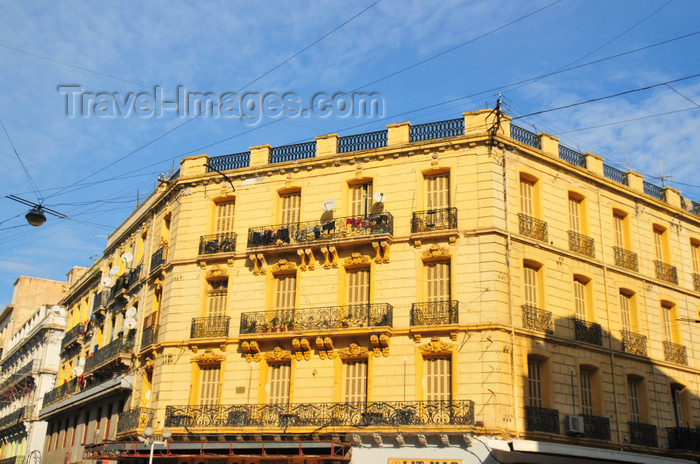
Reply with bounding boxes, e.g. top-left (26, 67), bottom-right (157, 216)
top-left (43, 108), bottom-right (700, 464)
